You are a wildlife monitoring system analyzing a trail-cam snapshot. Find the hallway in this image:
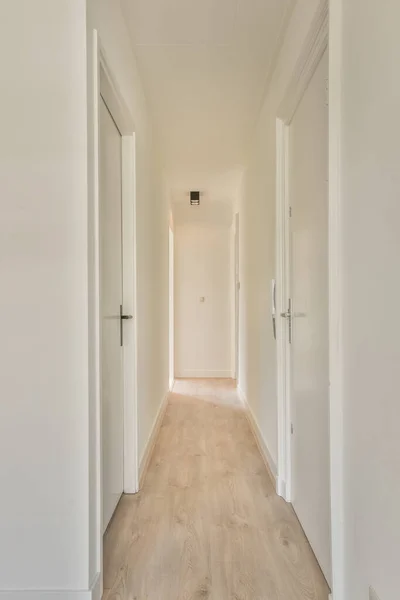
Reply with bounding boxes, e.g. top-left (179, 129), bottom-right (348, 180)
top-left (103, 380), bottom-right (329, 599)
